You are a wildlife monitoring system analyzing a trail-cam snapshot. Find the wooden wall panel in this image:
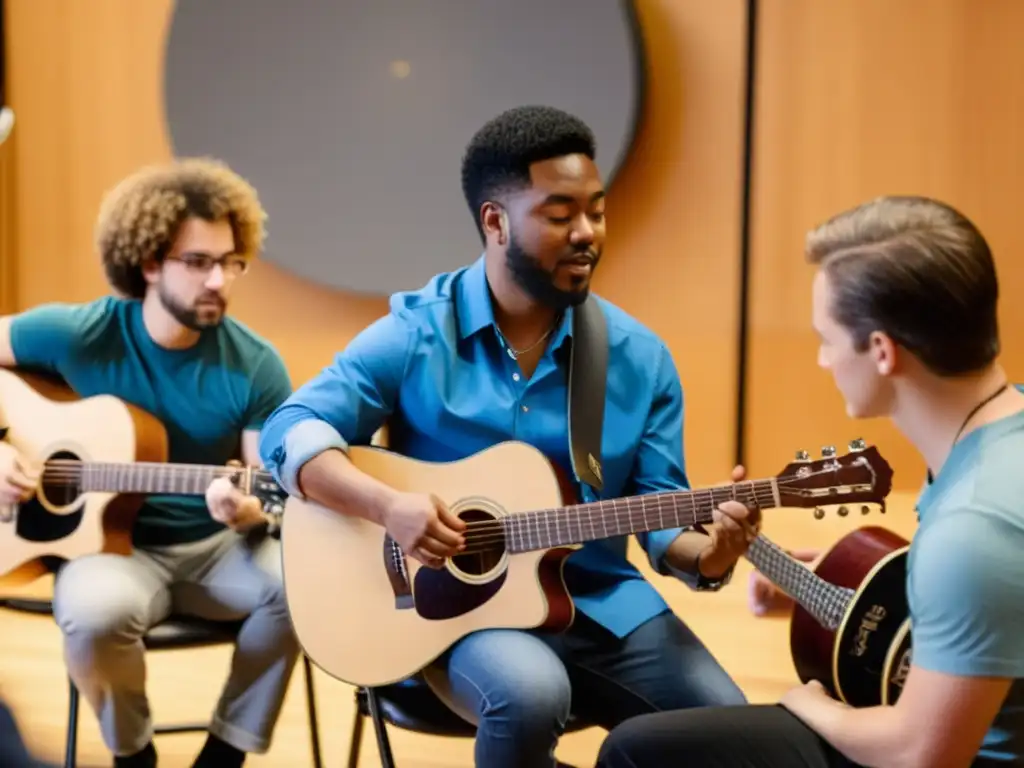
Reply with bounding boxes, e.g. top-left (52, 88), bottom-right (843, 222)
top-left (745, 0), bottom-right (1024, 492)
top-left (4, 0), bottom-right (747, 486)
